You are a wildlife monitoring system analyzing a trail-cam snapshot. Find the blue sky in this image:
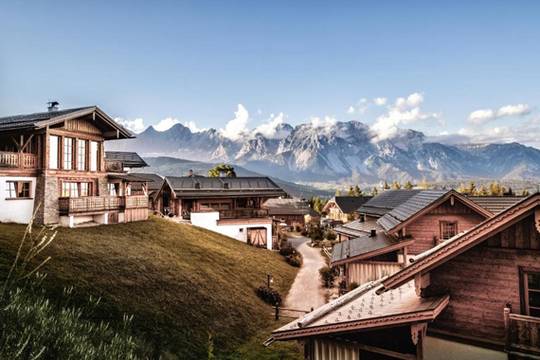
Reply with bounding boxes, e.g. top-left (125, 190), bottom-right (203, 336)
top-left (1, 1), bottom-right (540, 145)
